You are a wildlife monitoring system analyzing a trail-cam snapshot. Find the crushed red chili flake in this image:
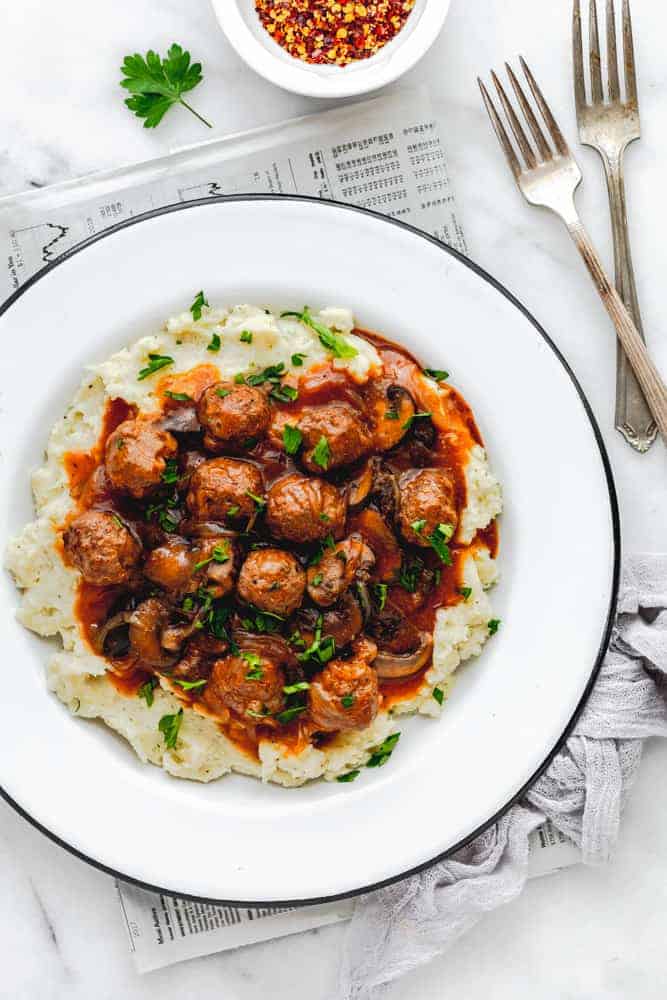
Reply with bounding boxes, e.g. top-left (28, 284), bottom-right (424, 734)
top-left (255, 0), bottom-right (416, 67)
